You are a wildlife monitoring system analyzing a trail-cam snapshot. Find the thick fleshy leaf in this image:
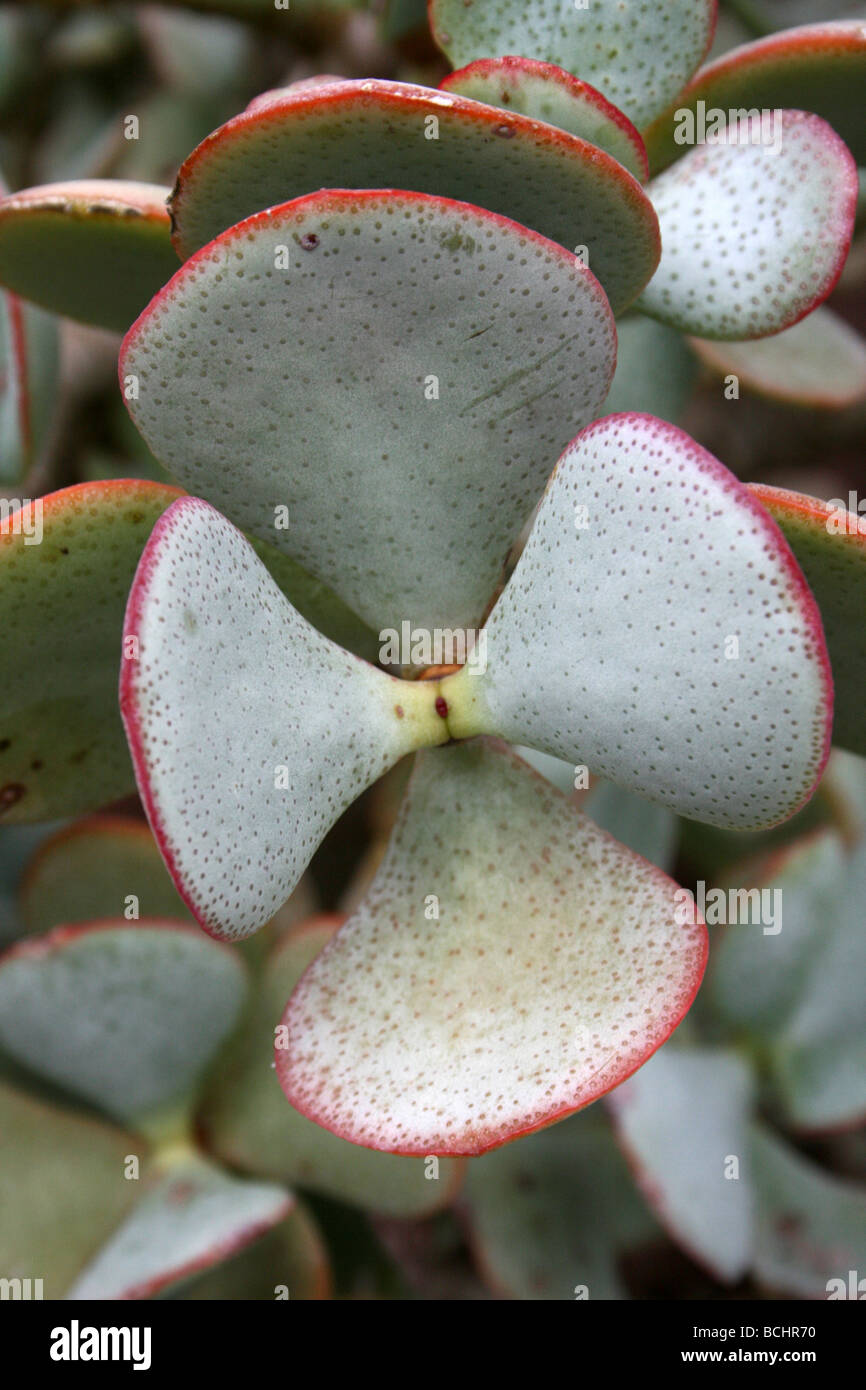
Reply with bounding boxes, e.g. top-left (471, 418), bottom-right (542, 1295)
top-left (637, 112), bottom-right (857, 339)
top-left (0, 822), bottom-right (65, 946)
top-left (600, 314), bottom-right (698, 423)
top-left (514, 747), bottom-right (679, 870)
top-left (121, 498), bottom-right (449, 942)
top-left (429, 0), bottom-right (717, 131)
top-left (169, 80), bottom-right (659, 311)
top-left (463, 1109), bottom-right (656, 1300)
top-left (200, 916), bottom-right (465, 1213)
top-left (0, 480), bottom-right (182, 823)
top-left (752, 1123), bottom-right (866, 1298)
top-left (122, 190), bottom-right (617, 634)
top-left (67, 1155), bottom-right (291, 1300)
top-left (690, 308), bottom-right (866, 408)
top-left (607, 1047), bottom-right (753, 1282)
top-left (442, 415), bottom-right (832, 831)
top-left (0, 1081), bottom-right (143, 1299)
top-left (748, 483), bottom-right (866, 758)
top-left (439, 58), bottom-right (648, 180)
top-left (20, 816), bottom-right (190, 934)
top-left (177, 1205), bottom-right (331, 1300)
top-left (646, 21), bottom-right (866, 173)
top-left (0, 297), bottom-right (60, 485)
top-left (711, 832), bottom-right (866, 1131)
top-left (0, 920), bottom-right (248, 1122)
top-left (0, 181), bottom-right (178, 332)
top-left (277, 739), bottom-right (707, 1156)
